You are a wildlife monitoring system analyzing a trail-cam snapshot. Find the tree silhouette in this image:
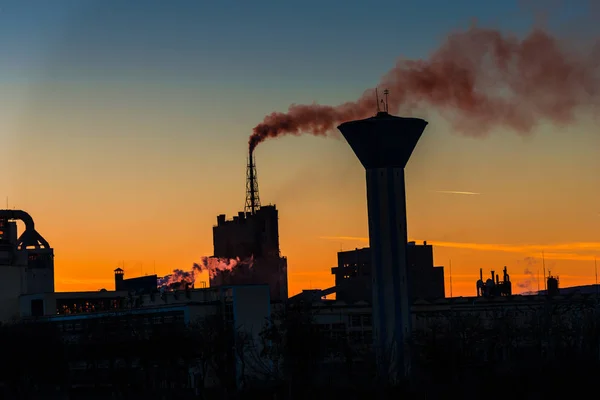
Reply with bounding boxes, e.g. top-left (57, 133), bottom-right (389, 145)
top-left (257, 303), bottom-right (328, 399)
